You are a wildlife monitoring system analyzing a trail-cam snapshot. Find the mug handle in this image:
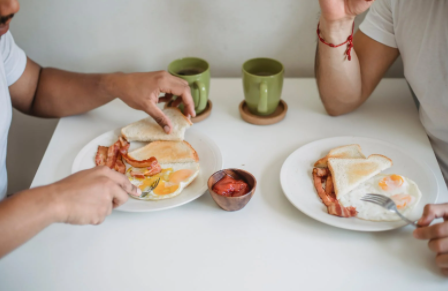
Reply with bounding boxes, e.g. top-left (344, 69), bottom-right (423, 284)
top-left (194, 81), bottom-right (207, 111)
top-left (258, 81), bottom-right (268, 113)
